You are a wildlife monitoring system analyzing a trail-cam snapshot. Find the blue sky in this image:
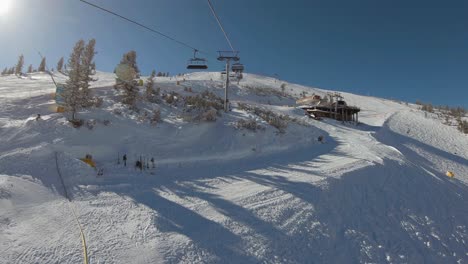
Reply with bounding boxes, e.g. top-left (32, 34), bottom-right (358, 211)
top-left (1, 0), bottom-right (467, 107)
